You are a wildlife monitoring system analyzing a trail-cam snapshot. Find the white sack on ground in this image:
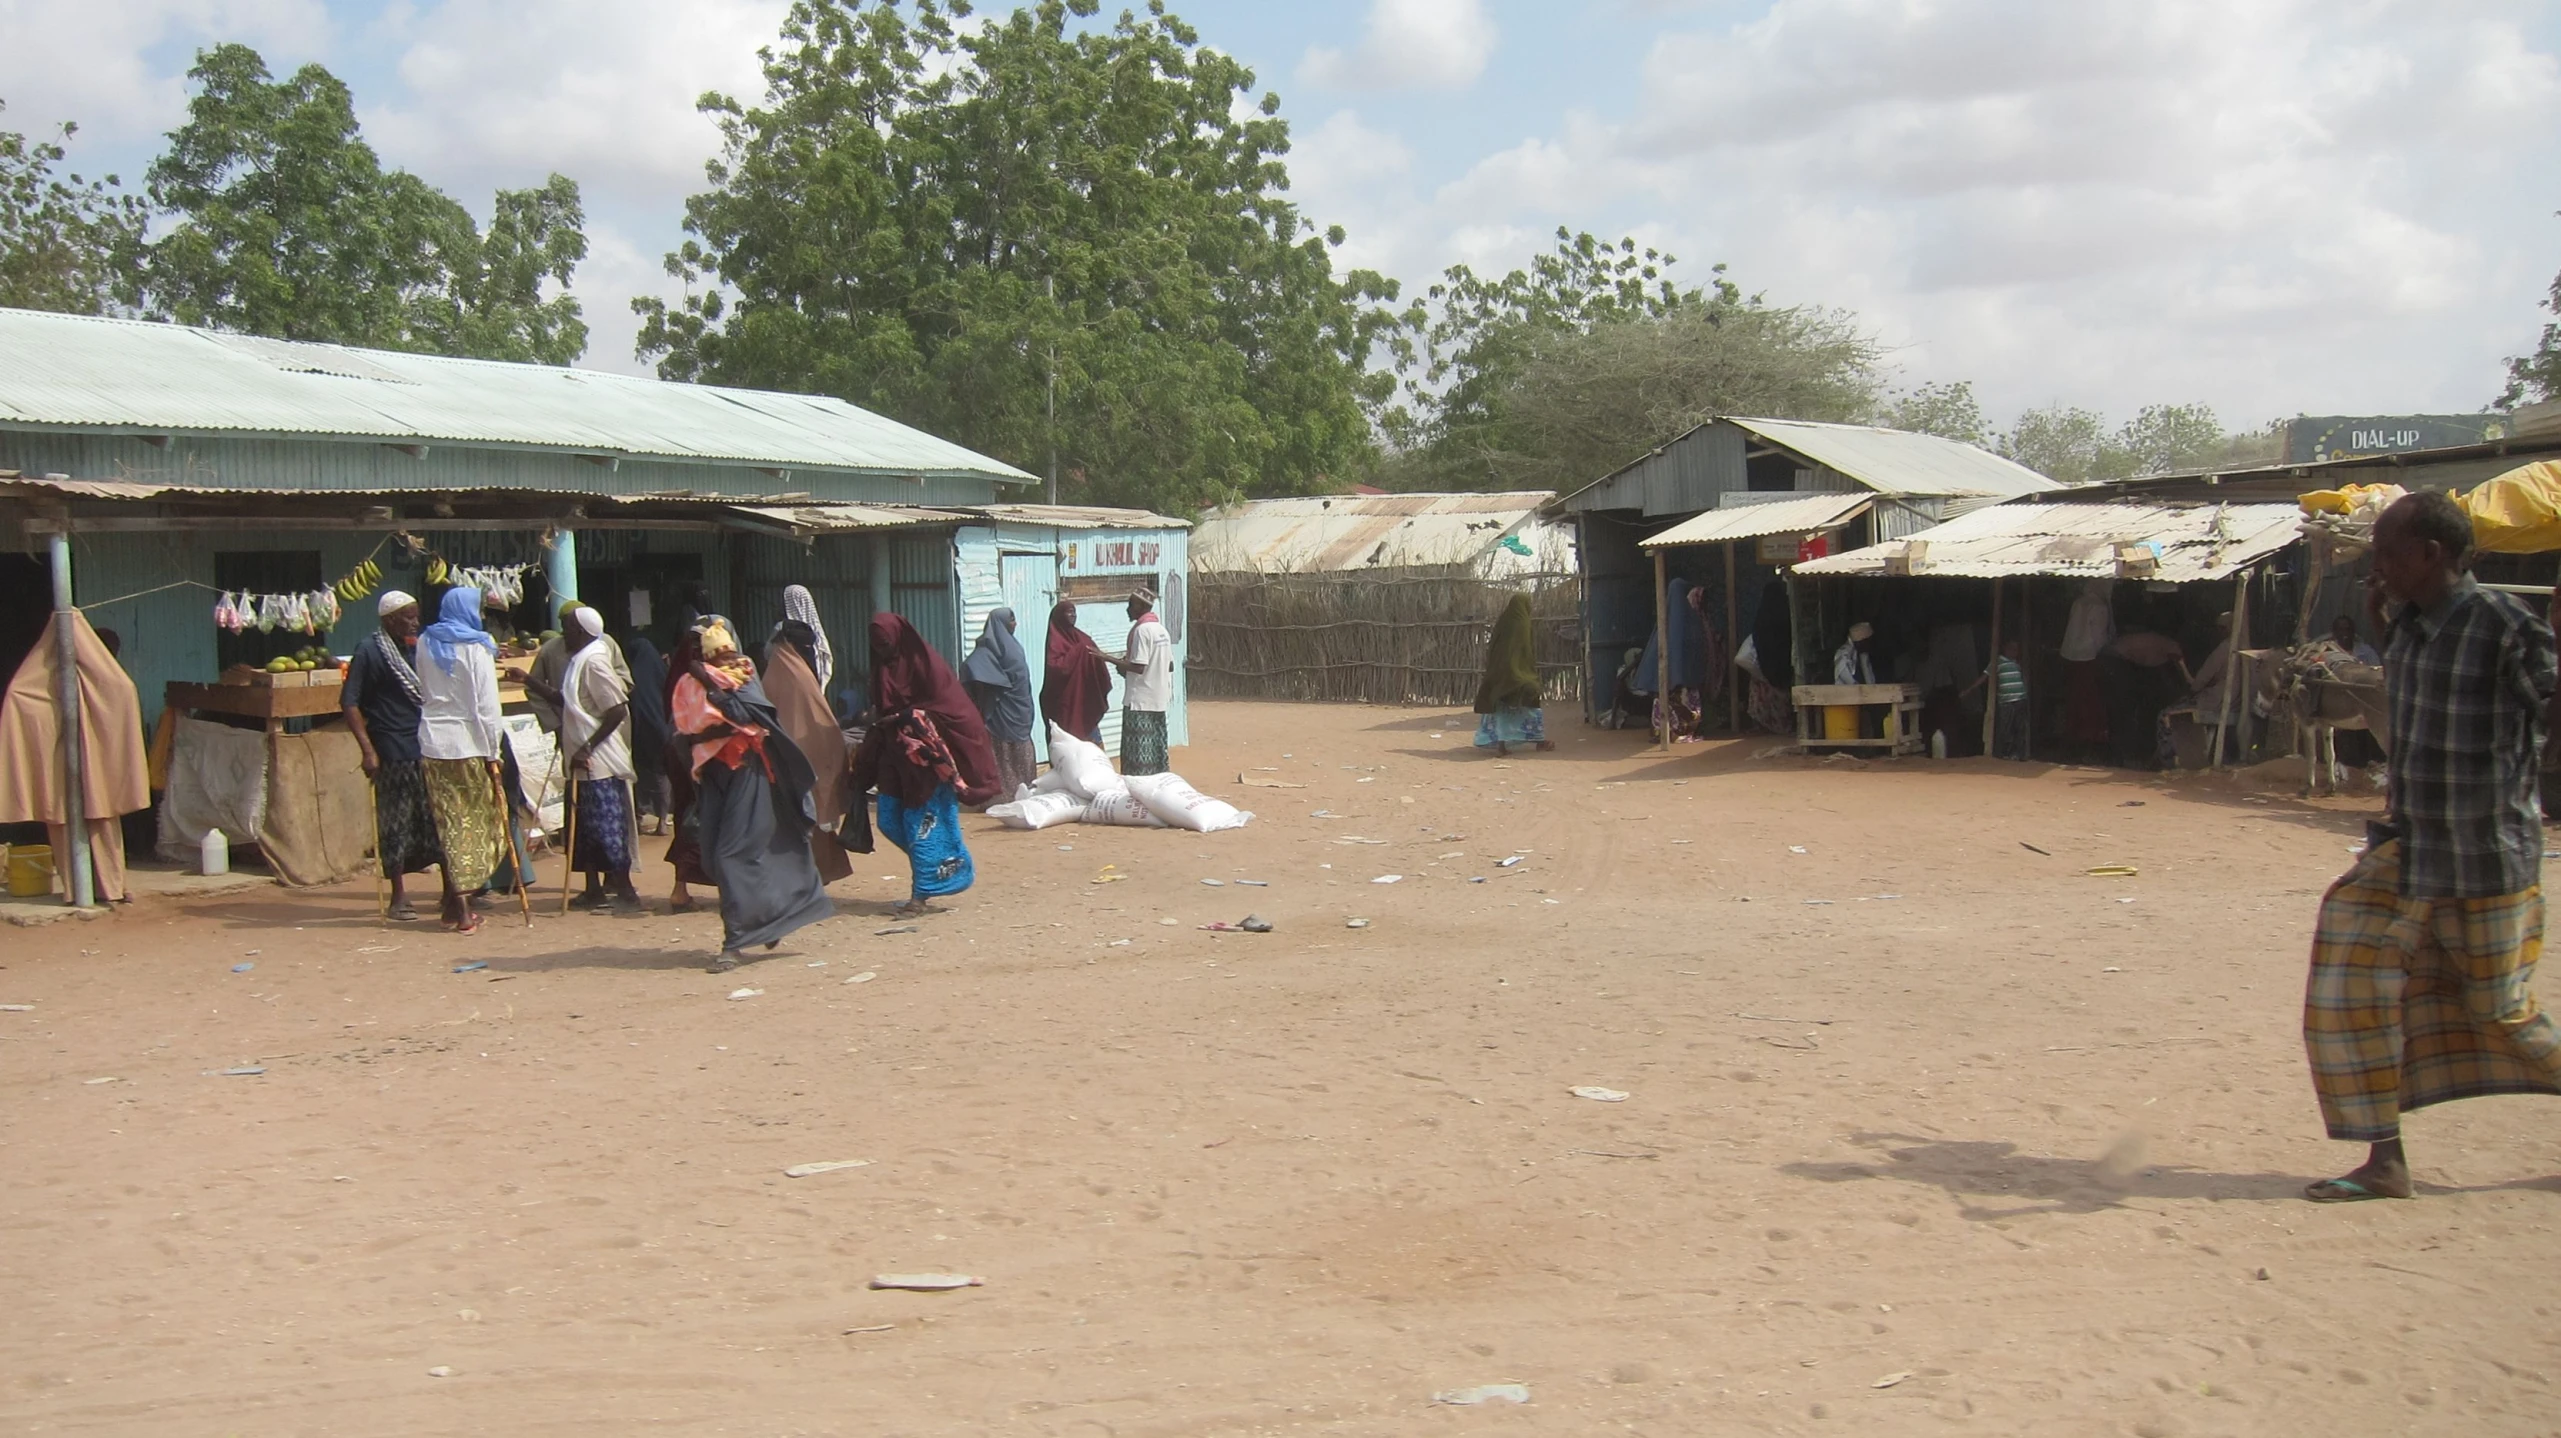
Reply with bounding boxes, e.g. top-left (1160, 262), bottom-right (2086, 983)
top-left (1123, 772), bottom-right (1253, 833)
top-left (1083, 786), bottom-right (1167, 827)
top-left (1045, 723), bottom-right (1122, 799)
top-left (987, 786), bottom-right (1086, 830)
